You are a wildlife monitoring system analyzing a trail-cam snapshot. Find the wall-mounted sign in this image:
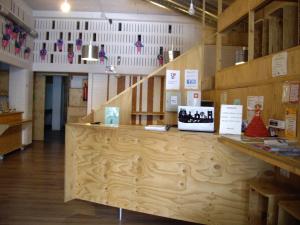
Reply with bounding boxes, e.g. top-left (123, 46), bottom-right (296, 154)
top-left (272, 51), bottom-right (288, 77)
top-left (187, 91), bottom-right (201, 107)
top-left (184, 69), bottom-right (199, 89)
top-left (166, 70), bottom-right (180, 90)
top-left (285, 108), bottom-right (297, 139)
top-left (166, 91), bottom-right (181, 112)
